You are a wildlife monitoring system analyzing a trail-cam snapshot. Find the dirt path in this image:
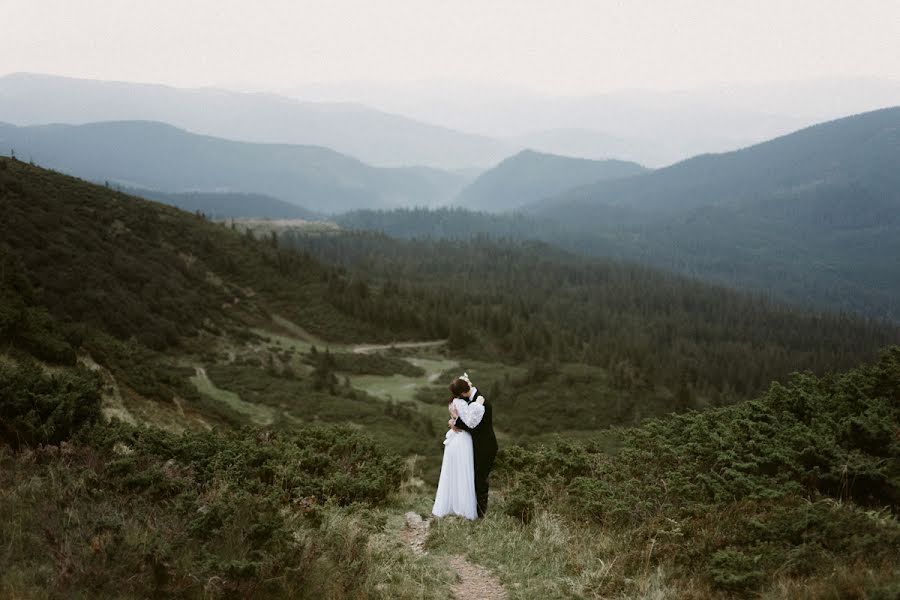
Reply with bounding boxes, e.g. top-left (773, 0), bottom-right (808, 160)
top-left (351, 340), bottom-right (447, 354)
top-left (403, 512), bottom-right (508, 600)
